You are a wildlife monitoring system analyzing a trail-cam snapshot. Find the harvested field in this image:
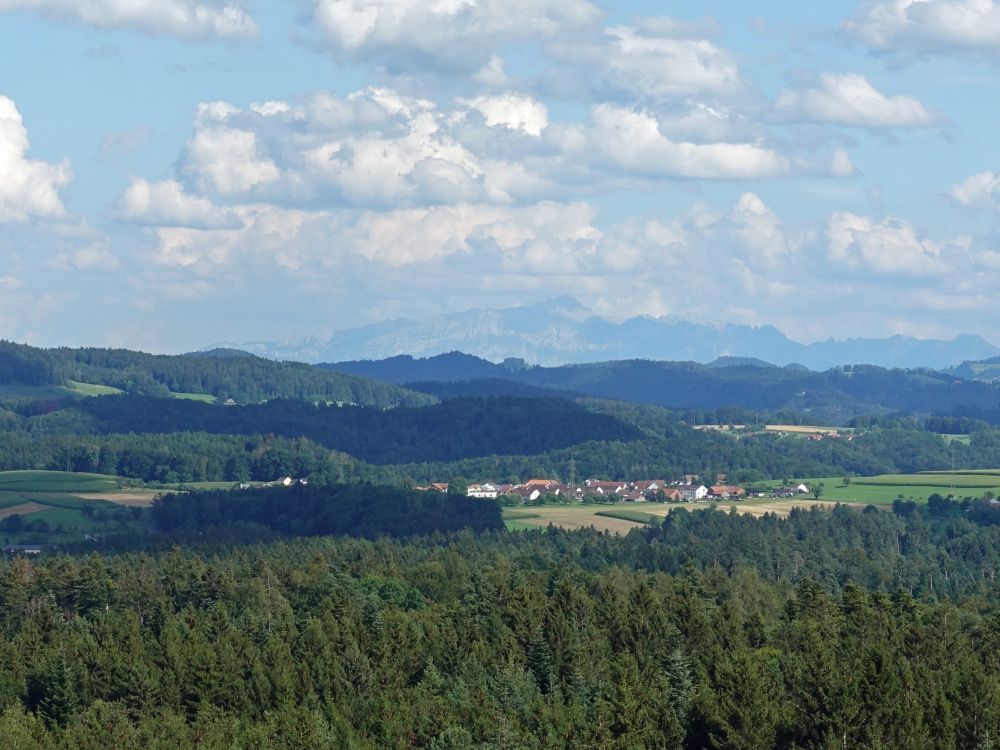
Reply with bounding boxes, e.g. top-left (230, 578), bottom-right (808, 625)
top-left (0, 502), bottom-right (46, 519)
top-left (503, 505), bottom-right (647, 534)
top-left (76, 491), bottom-right (161, 507)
